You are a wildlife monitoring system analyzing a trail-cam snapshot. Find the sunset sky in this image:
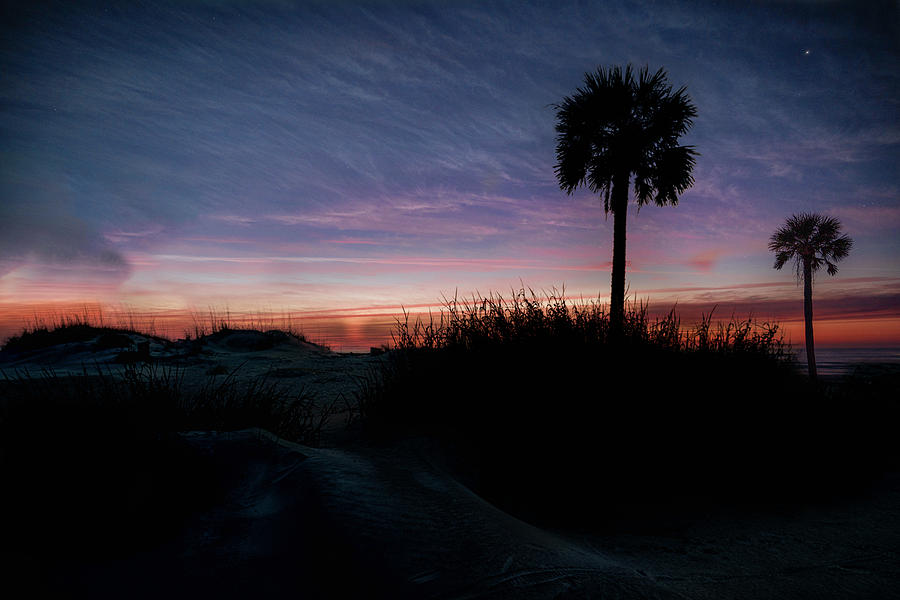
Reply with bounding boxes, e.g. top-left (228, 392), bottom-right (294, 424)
top-left (1, 0), bottom-right (898, 350)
